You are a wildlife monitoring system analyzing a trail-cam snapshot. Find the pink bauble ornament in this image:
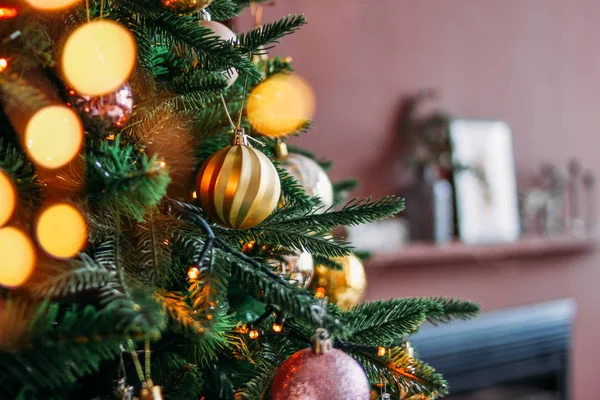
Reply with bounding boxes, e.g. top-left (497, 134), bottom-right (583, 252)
top-left (67, 82), bottom-right (133, 132)
top-left (271, 345), bottom-right (371, 400)
top-left (199, 20), bottom-right (239, 87)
